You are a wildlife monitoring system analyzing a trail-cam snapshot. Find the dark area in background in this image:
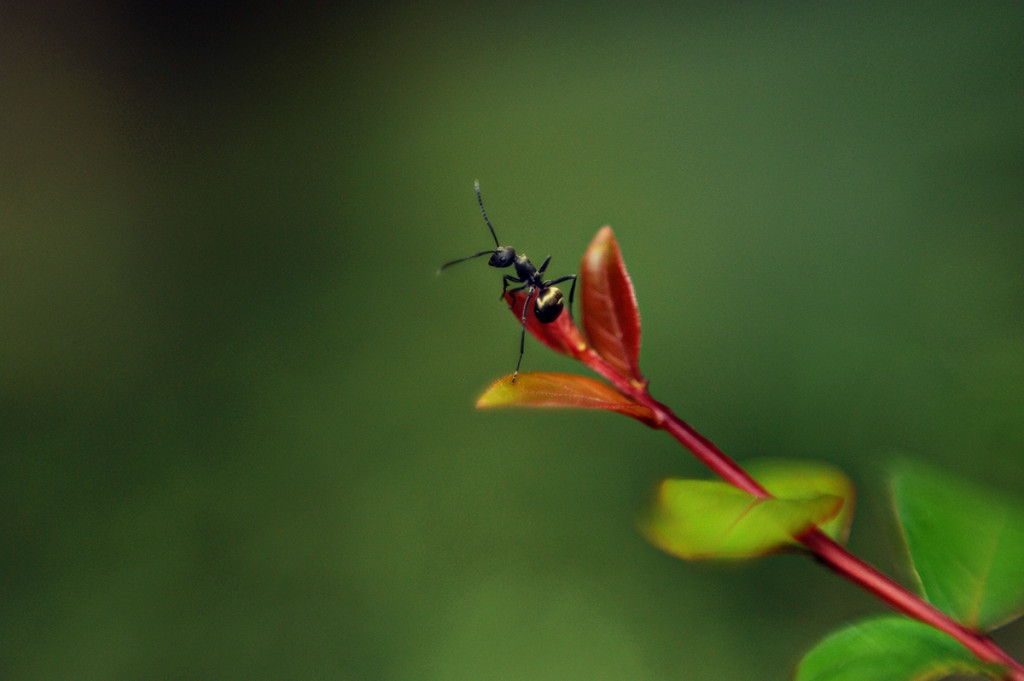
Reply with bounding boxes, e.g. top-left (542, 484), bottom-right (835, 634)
top-left (2, 3), bottom-right (1023, 680)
